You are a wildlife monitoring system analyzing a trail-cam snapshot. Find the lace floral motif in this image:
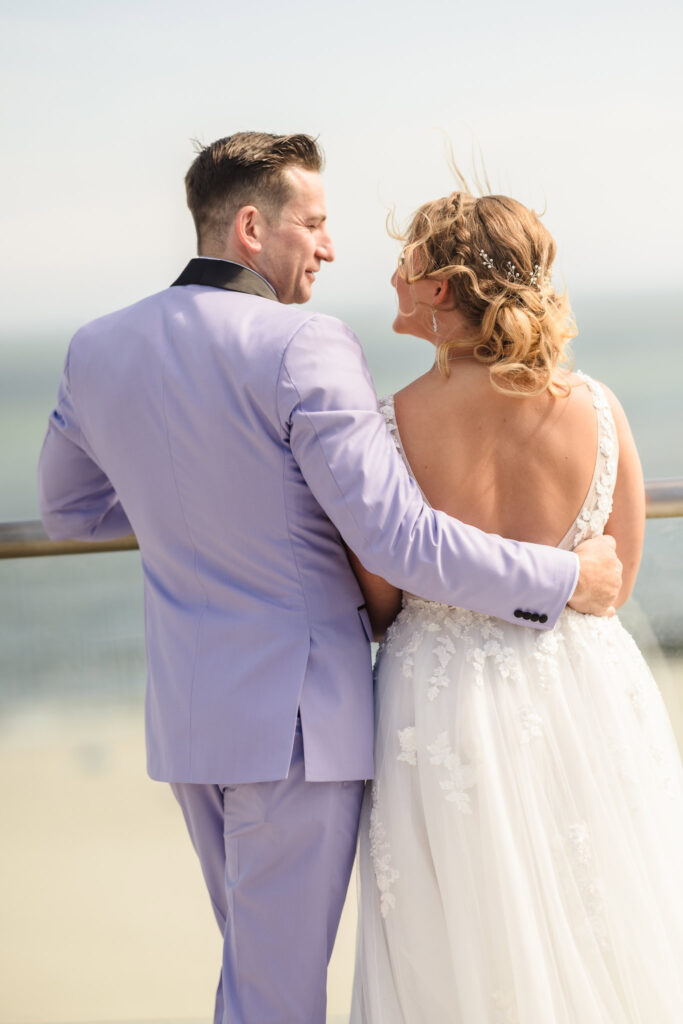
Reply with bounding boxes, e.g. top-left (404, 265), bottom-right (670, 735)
top-left (534, 630), bottom-right (563, 689)
top-left (565, 822), bottom-right (609, 949)
top-left (390, 619), bottom-right (433, 681)
top-left (649, 744), bottom-right (679, 799)
top-left (384, 598), bottom-right (474, 697)
top-left (606, 731), bottom-right (639, 793)
top-left (427, 732), bottom-right (476, 812)
top-left (561, 608), bottom-right (620, 666)
top-left (426, 630), bottom-right (458, 700)
top-left (611, 628), bottom-right (654, 715)
top-left (397, 726), bottom-right (418, 765)
top-left (492, 989), bottom-right (519, 1024)
top-left (380, 396), bottom-right (402, 452)
top-left (384, 595), bottom-right (529, 703)
top-left (368, 782), bottom-right (399, 918)
top-left (559, 373), bottom-right (619, 551)
top-left (468, 638), bottom-right (520, 688)
top-left (518, 705), bottom-right (544, 743)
